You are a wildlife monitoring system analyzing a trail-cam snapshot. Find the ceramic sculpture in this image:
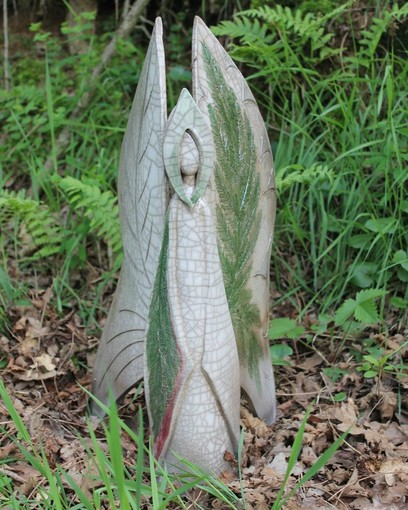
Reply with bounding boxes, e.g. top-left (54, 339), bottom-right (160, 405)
top-left (91, 16), bottom-right (276, 474)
